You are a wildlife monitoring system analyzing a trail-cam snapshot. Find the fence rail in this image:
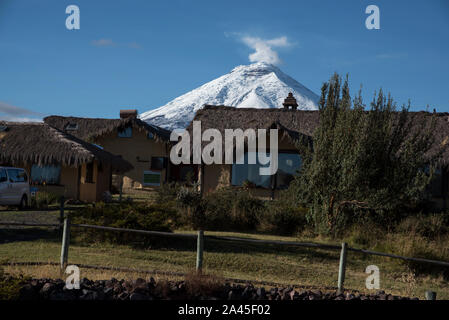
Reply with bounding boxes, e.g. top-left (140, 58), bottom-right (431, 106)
top-left (1, 218), bottom-right (448, 298)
